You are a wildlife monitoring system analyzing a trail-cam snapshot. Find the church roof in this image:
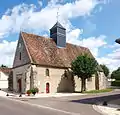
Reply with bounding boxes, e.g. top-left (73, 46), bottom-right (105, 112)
top-left (50, 21), bottom-right (65, 29)
top-left (0, 67), bottom-right (12, 75)
top-left (21, 32), bottom-right (93, 68)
